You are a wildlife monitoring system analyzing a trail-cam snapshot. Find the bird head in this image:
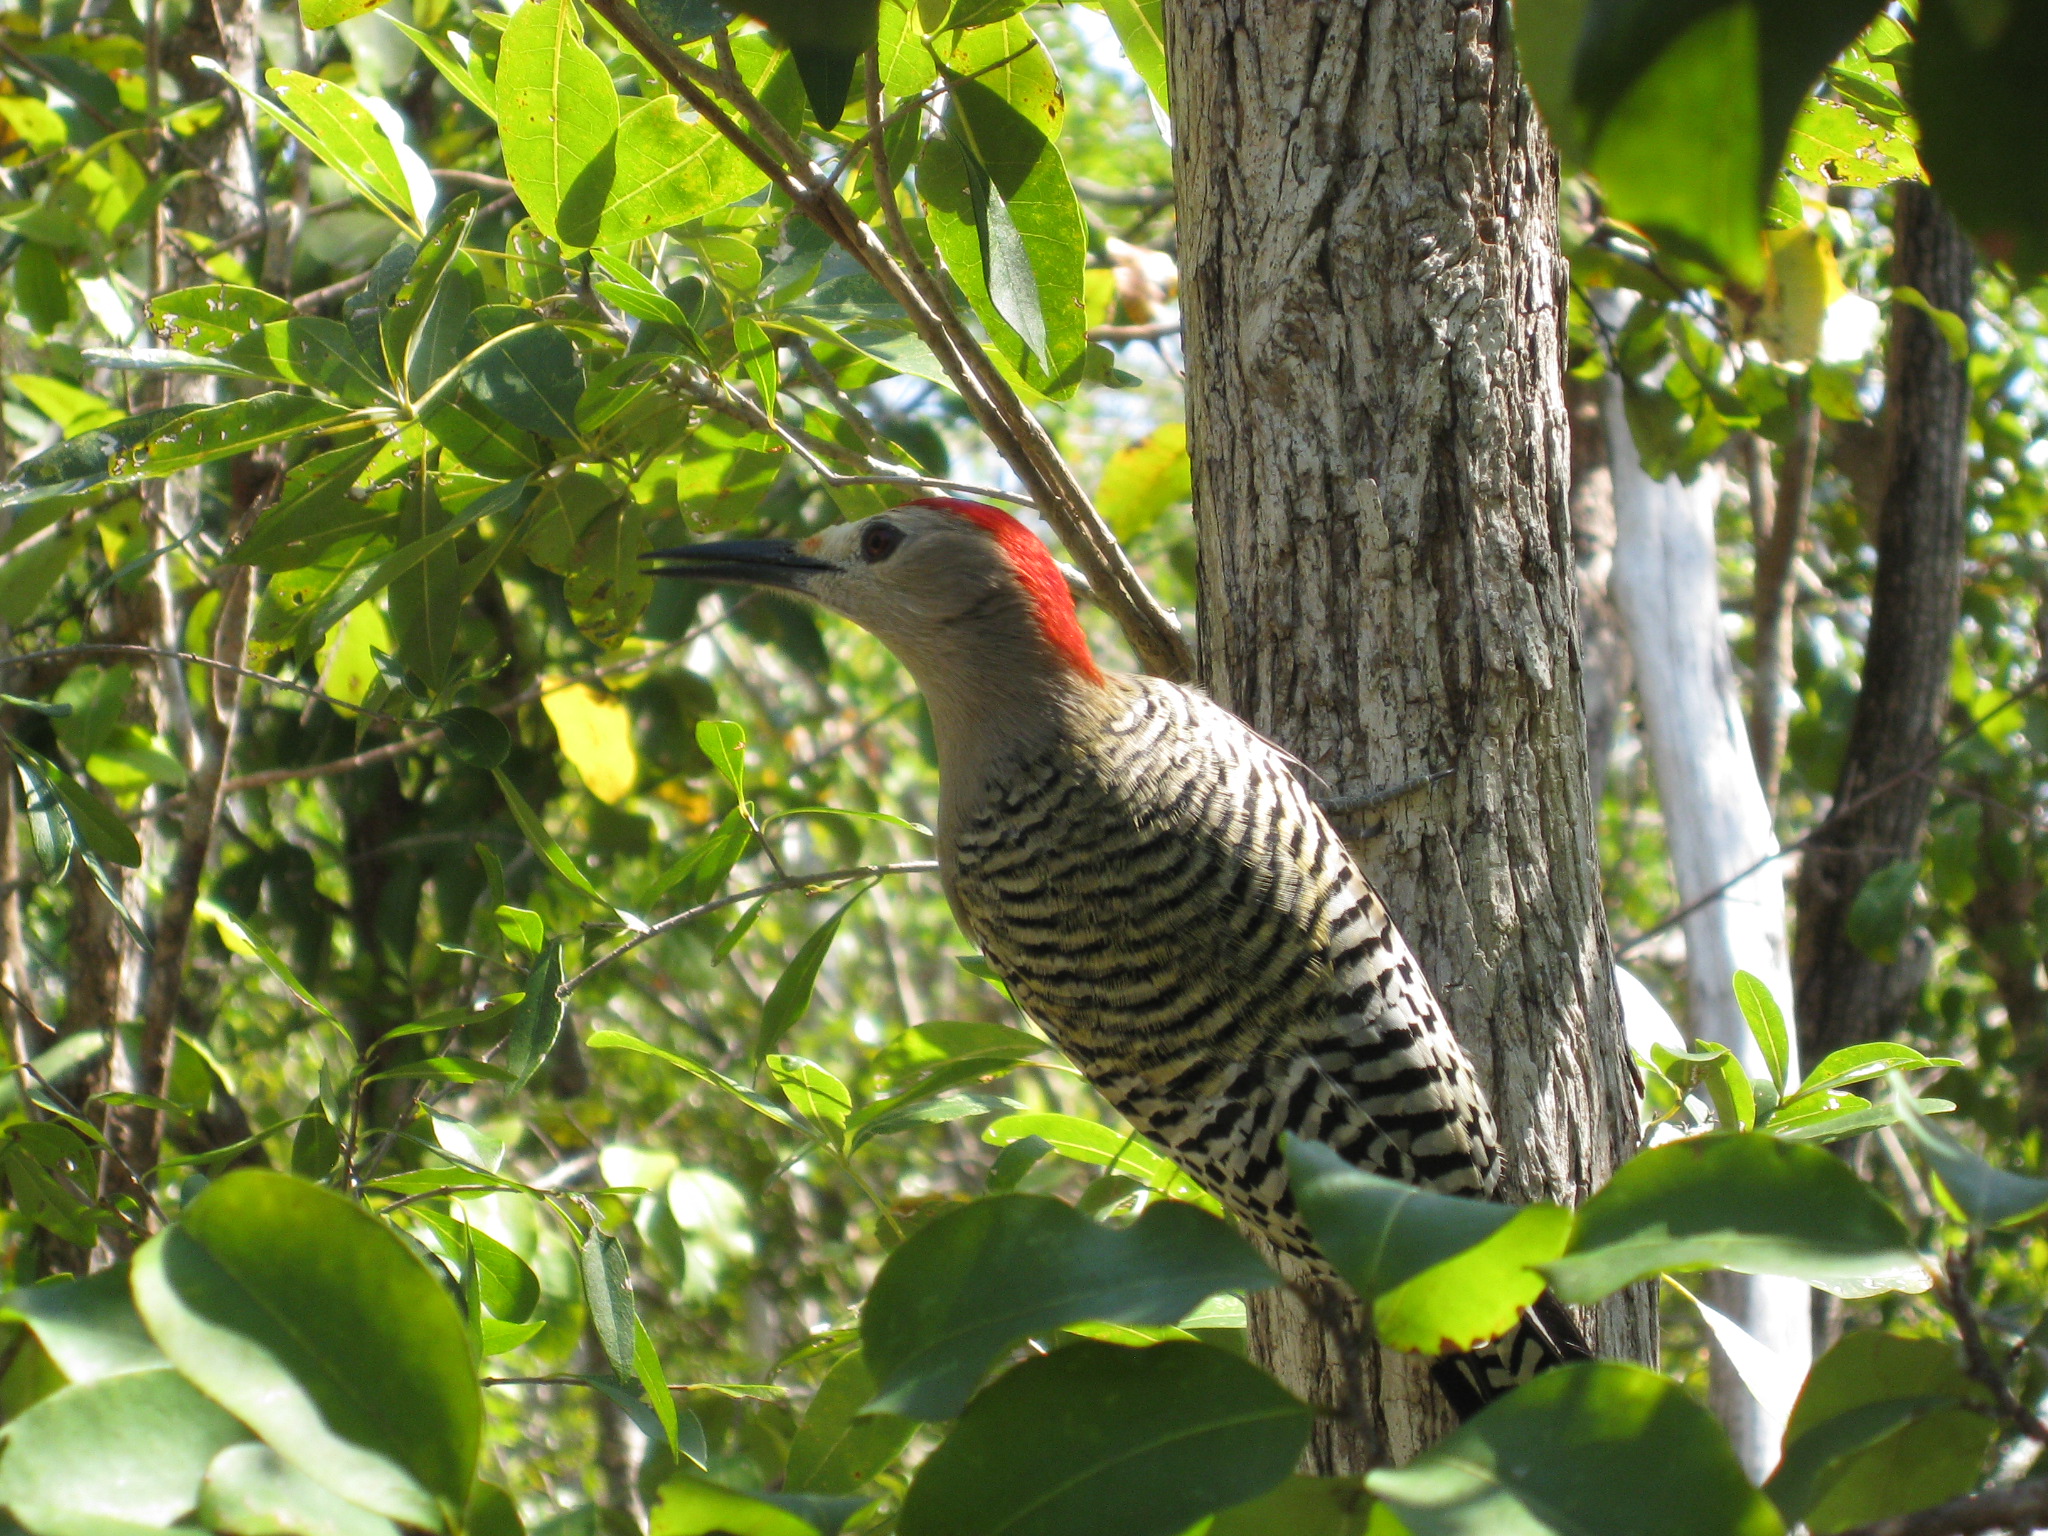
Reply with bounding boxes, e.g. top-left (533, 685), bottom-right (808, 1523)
top-left (644, 499), bottom-right (1104, 689)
